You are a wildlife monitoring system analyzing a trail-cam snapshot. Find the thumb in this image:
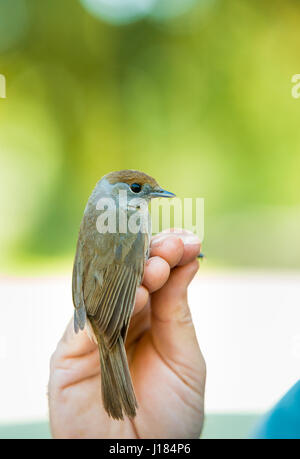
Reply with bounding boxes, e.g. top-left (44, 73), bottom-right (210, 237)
top-left (150, 259), bottom-right (205, 388)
